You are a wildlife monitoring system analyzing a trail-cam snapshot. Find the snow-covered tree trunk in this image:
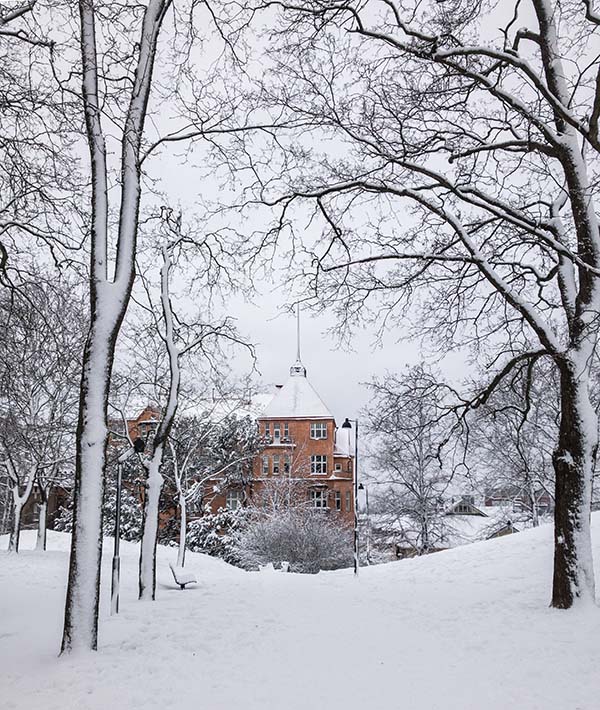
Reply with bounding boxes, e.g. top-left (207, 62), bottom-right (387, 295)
top-left (5, 463), bottom-right (36, 554)
top-left (139, 452), bottom-right (164, 600)
top-left (552, 356), bottom-right (598, 607)
top-left (8, 496), bottom-right (23, 554)
top-left (36, 490), bottom-right (47, 551)
top-left (177, 491), bottom-right (187, 568)
top-left (138, 245), bottom-right (181, 600)
top-left (61, 0), bottom-right (172, 652)
top-left (62, 319), bottom-right (123, 650)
